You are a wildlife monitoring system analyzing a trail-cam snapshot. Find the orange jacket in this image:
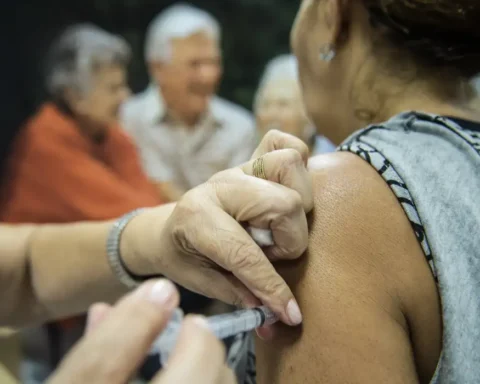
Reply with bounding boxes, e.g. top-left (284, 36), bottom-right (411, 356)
top-left (1, 103), bottom-right (162, 223)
